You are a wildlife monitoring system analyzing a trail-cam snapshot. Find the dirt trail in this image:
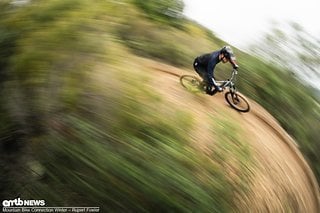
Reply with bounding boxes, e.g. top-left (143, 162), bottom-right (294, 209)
top-left (145, 59), bottom-right (320, 212)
